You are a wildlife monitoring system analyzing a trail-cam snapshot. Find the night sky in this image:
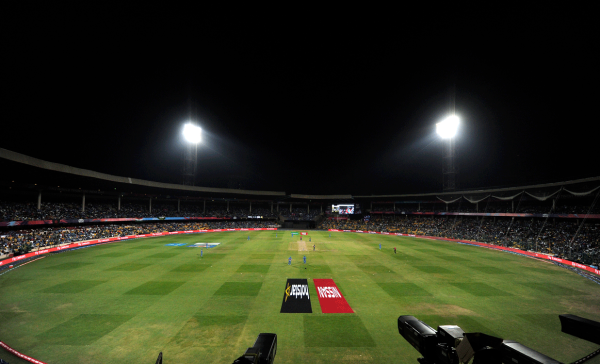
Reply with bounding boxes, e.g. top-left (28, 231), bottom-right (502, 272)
top-left (3, 5), bottom-right (598, 195)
